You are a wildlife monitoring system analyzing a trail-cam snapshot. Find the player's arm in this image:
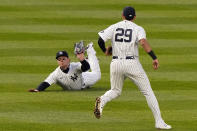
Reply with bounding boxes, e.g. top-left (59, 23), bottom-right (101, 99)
top-left (28, 71), bottom-right (56, 92)
top-left (139, 38), bottom-right (159, 70)
top-left (28, 82), bottom-right (50, 92)
top-left (98, 37), bottom-right (112, 56)
top-left (98, 37), bottom-right (106, 53)
top-left (76, 53), bottom-right (90, 72)
top-left (98, 25), bottom-right (114, 56)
